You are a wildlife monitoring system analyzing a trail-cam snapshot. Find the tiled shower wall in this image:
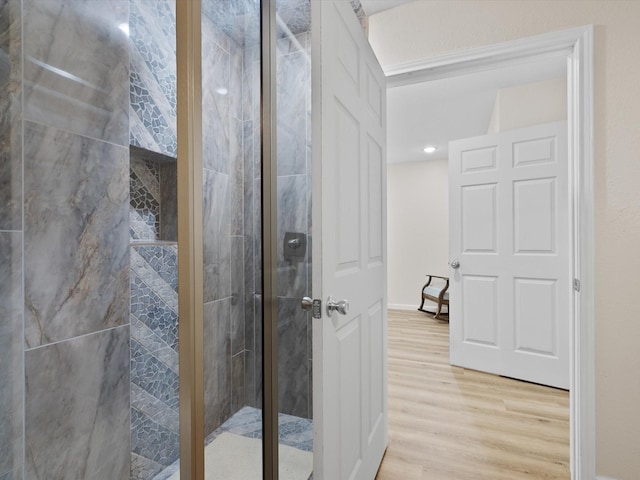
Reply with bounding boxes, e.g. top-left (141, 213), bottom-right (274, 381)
top-left (1, 0), bottom-right (132, 479)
